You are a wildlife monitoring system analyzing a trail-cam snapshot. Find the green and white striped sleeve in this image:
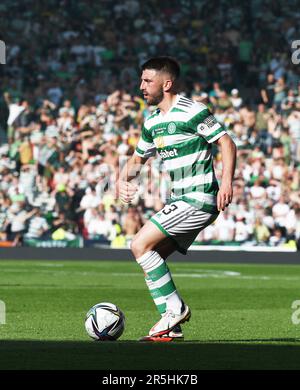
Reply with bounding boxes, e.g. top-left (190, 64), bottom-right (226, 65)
top-left (134, 125), bottom-right (156, 158)
top-left (187, 107), bottom-right (226, 144)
